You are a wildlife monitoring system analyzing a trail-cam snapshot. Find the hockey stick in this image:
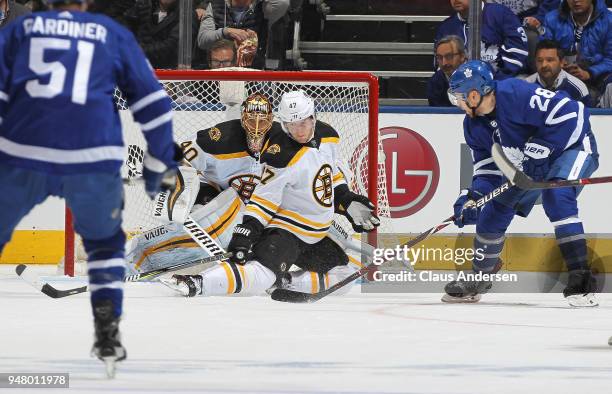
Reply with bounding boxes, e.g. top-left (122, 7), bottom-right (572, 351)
top-left (270, 179), bottom-right (516, 303)
top-left (270, 217), bottom-right (455, 303)
top-left (16, 252), bottom-right (233, 299)
top-left (491, 143), bottom-right (612, 190)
